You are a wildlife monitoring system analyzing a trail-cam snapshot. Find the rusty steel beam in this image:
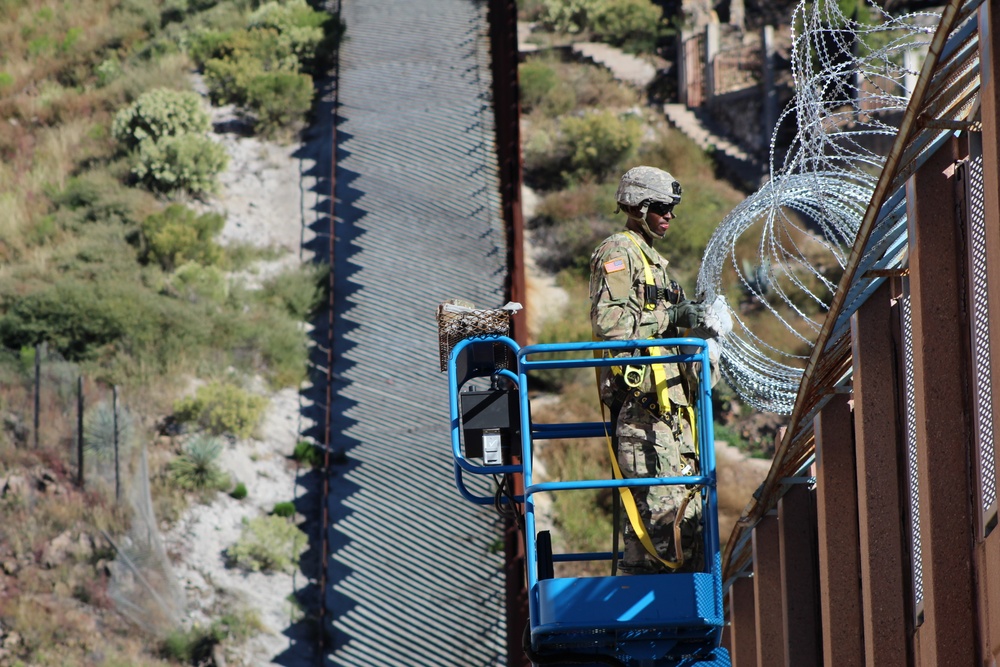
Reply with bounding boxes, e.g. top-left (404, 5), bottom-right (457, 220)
top-left (752, 514), bottom-right (785, 666)
top-left (906, 133), bottom-right (977, 667)
top-left (729, 576), bottom-right (759, 667)
top-left (851, 282), bottom-right (910, 665)
top-left (487, 2), bottom-right (529, 665)
top-left (778, 485), bottom-right (821, 666)
top-left (814, 393), bottom-right (864, 667)
top-left (723, 0), bottom-right (970, 582)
